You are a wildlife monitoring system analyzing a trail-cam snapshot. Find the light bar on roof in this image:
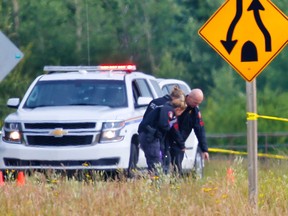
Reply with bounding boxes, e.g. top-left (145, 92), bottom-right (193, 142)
top-left (99, 64), bottom-right (136, 71)
top-left (43, 66), bottom-right (101, 72)
top-left (43, 64), bottom-right (137, 73)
